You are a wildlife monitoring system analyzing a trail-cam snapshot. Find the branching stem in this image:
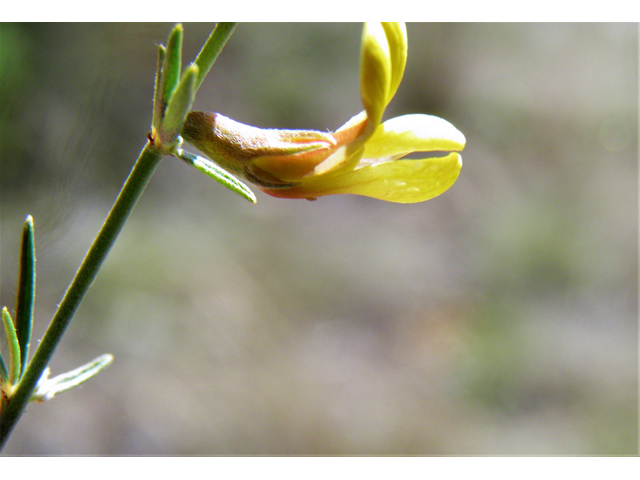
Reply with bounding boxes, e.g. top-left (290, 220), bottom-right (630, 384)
top-left (0, 142), bottom-right (164, 448)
